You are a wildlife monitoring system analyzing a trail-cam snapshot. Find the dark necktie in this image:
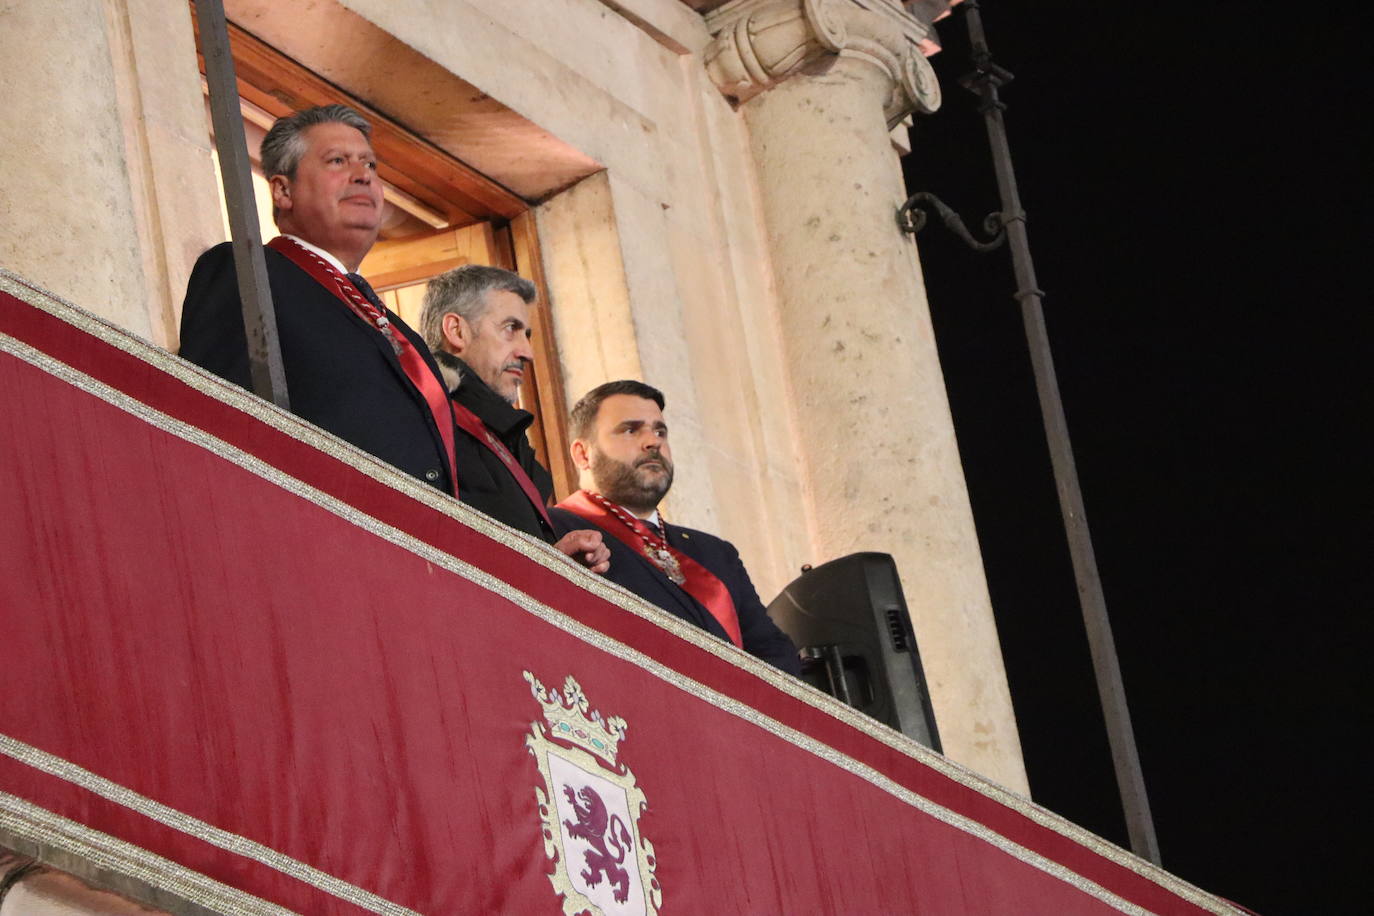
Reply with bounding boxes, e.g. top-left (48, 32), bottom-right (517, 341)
top-left (346, 273), bottom-right (394, 335)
